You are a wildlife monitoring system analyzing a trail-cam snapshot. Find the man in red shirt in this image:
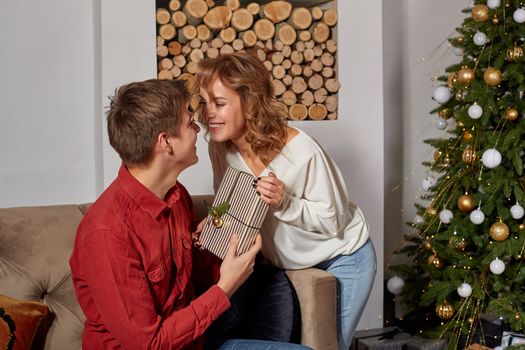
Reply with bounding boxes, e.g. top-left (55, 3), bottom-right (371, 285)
top-left (69, 79), bottom-right (261, 349)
